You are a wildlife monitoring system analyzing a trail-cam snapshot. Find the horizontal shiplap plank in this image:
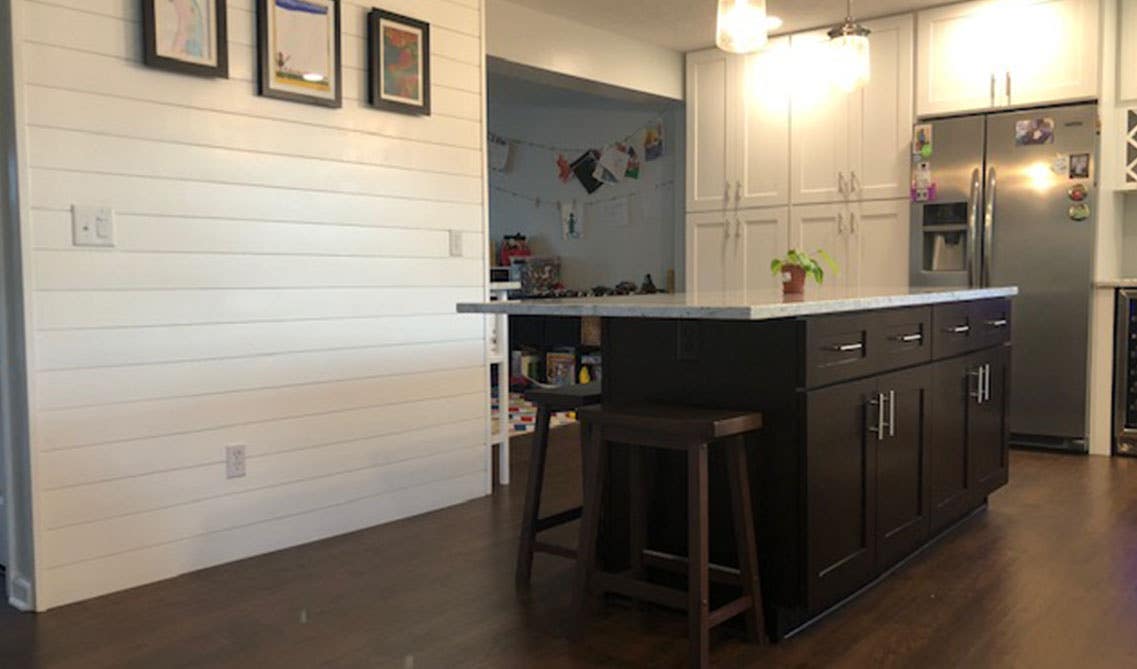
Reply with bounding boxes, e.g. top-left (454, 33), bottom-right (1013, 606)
top-left (28, 169), bottom-right (483, 231)
top-left (34, 250), bottom-right (481, 291)
top-left (26, 87), bottom-right (481, 177)
top-left (36, 314), bottom-right (482, 369)
top-left (27, 127), bottom-right (481, 204)
top-left (34, 286), bottom-right (484, 329)
top-left (42, 398), bottom-right (483, 522)
top-left (36, 339), bottom-right (484, 409)
top-left (23, 43), bottom-right (480, 148)
top-left (40, 470), bottom-right (484, 608)
top-left (32, 211), bottom-right (484, 260)
top-left (36, 366), bottom-right (484, 449)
